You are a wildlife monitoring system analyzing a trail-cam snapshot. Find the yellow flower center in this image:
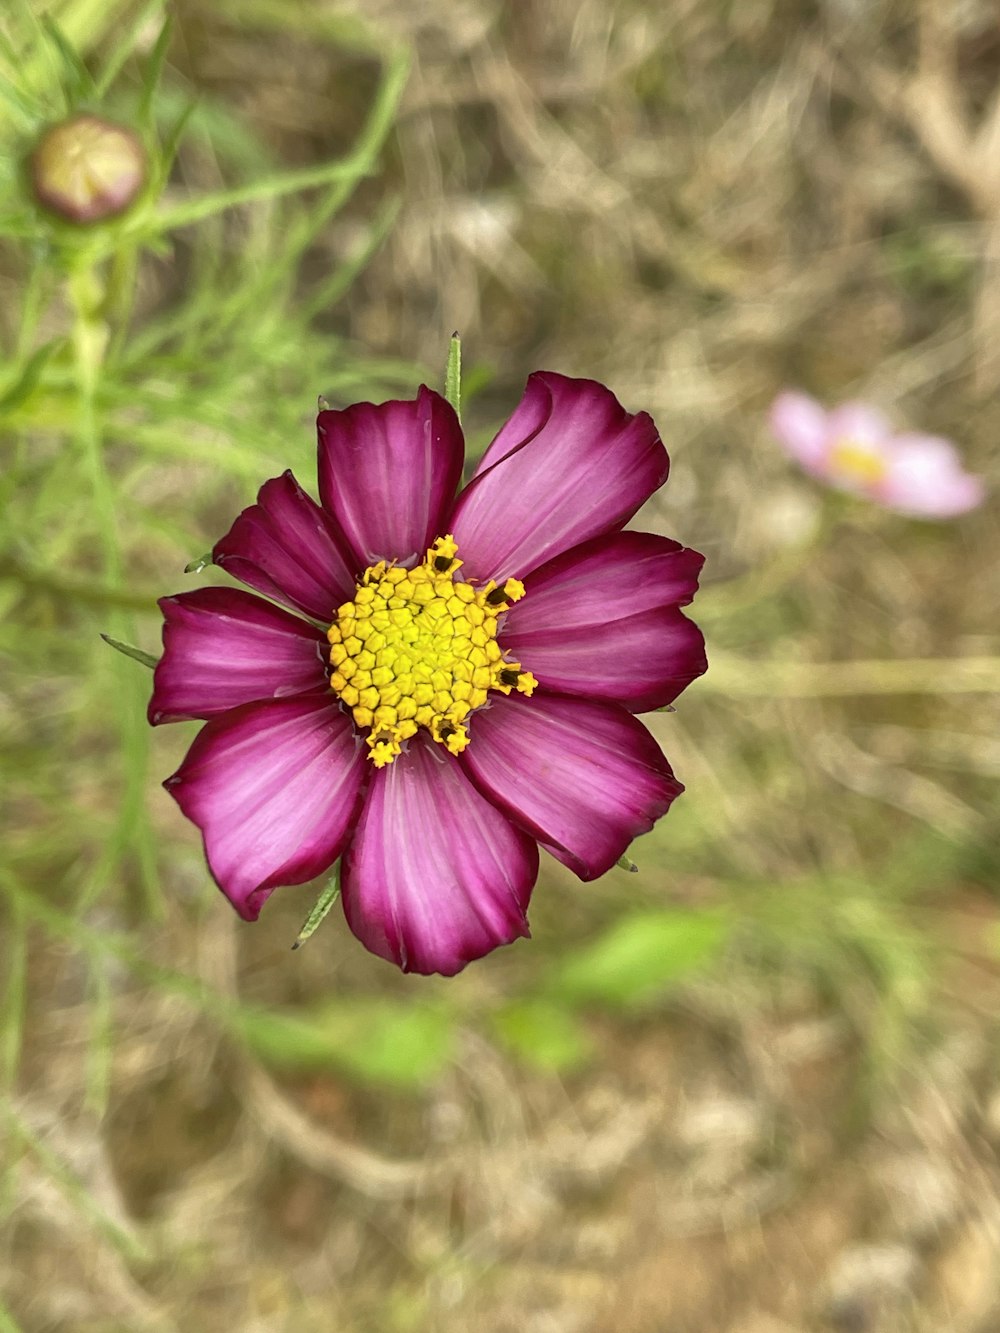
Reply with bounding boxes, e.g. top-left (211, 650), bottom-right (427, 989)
top-left (327, 536), bottom-right (537, 767)
top-left (829, 438), bottom-right (887, 489)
